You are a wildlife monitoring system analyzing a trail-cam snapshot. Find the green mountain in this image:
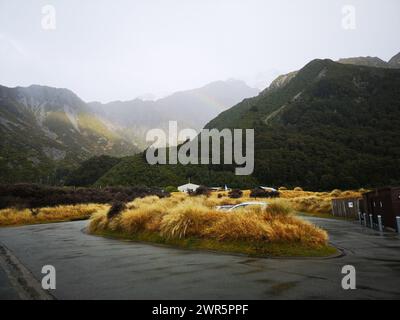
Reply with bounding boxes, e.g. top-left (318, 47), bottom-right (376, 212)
top-left (206, 59), bottom-right (400, 190)
top-left (94, 153), bottom-right (258, 189)
top-left (65, 155), bottom-right (122, 187)
top-left (0, 85), bottom-right (139, 184)
top-left (4, 53), bottom-right (400, 190)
